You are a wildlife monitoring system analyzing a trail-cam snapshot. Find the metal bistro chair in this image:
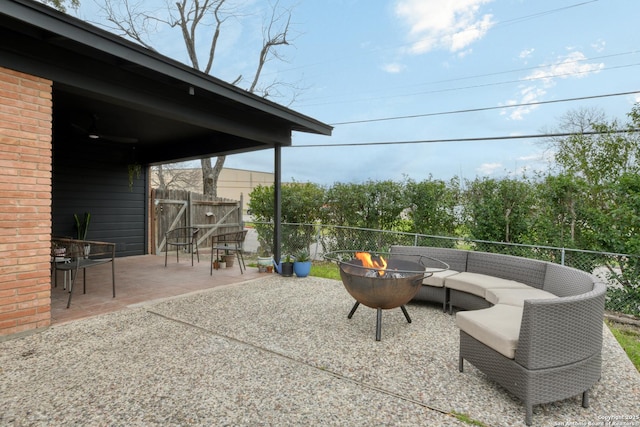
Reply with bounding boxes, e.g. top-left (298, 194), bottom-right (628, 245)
top-left (210, 229), bottom-right (248, 275)
top-left (52, 237), bottom-right (116, 308)
top-left (165, 227), bottom-right (200, 267)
